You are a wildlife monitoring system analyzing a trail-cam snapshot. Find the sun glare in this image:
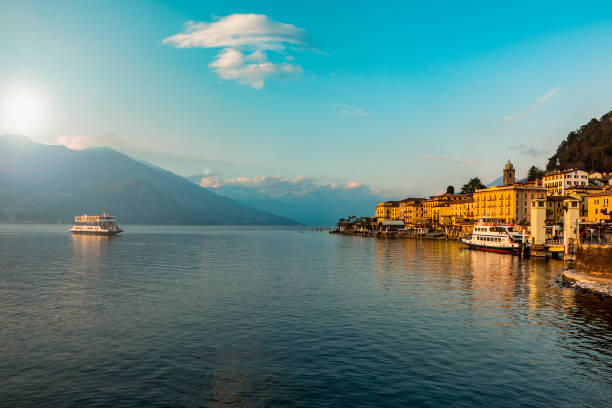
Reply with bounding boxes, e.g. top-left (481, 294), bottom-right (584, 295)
top-left (1, 88), bottom-right (45, 134)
